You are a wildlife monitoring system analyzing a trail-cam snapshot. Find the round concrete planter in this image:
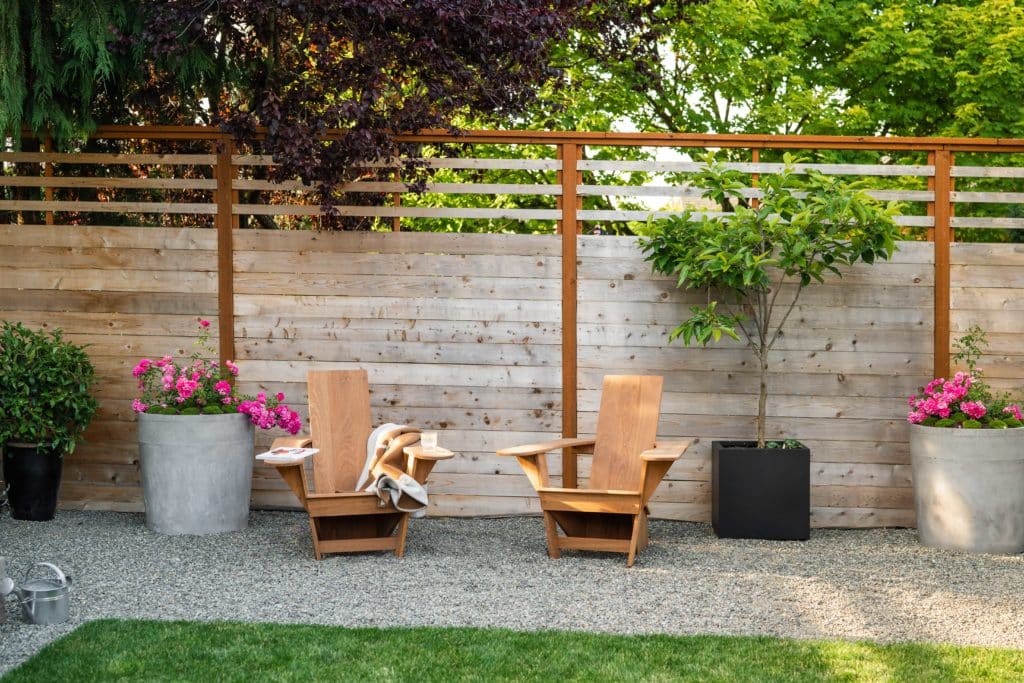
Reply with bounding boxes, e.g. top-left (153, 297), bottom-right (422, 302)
top-left (138, 412), bottom-right (254, 535)
top-left (909, 424), bottom-right (1024, 554)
